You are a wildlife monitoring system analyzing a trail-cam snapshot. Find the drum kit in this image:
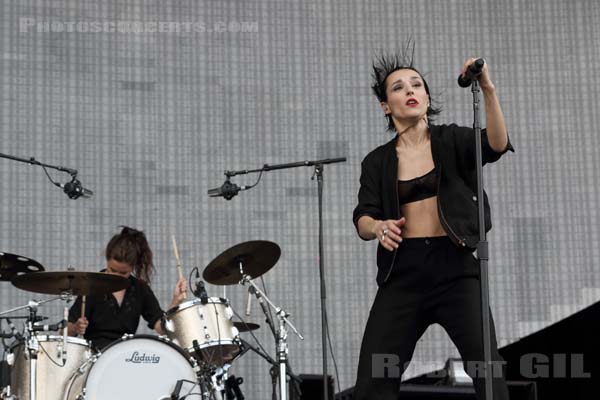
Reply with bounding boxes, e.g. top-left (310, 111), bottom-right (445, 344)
top-left (0, 241), bottom-right (303, 400)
